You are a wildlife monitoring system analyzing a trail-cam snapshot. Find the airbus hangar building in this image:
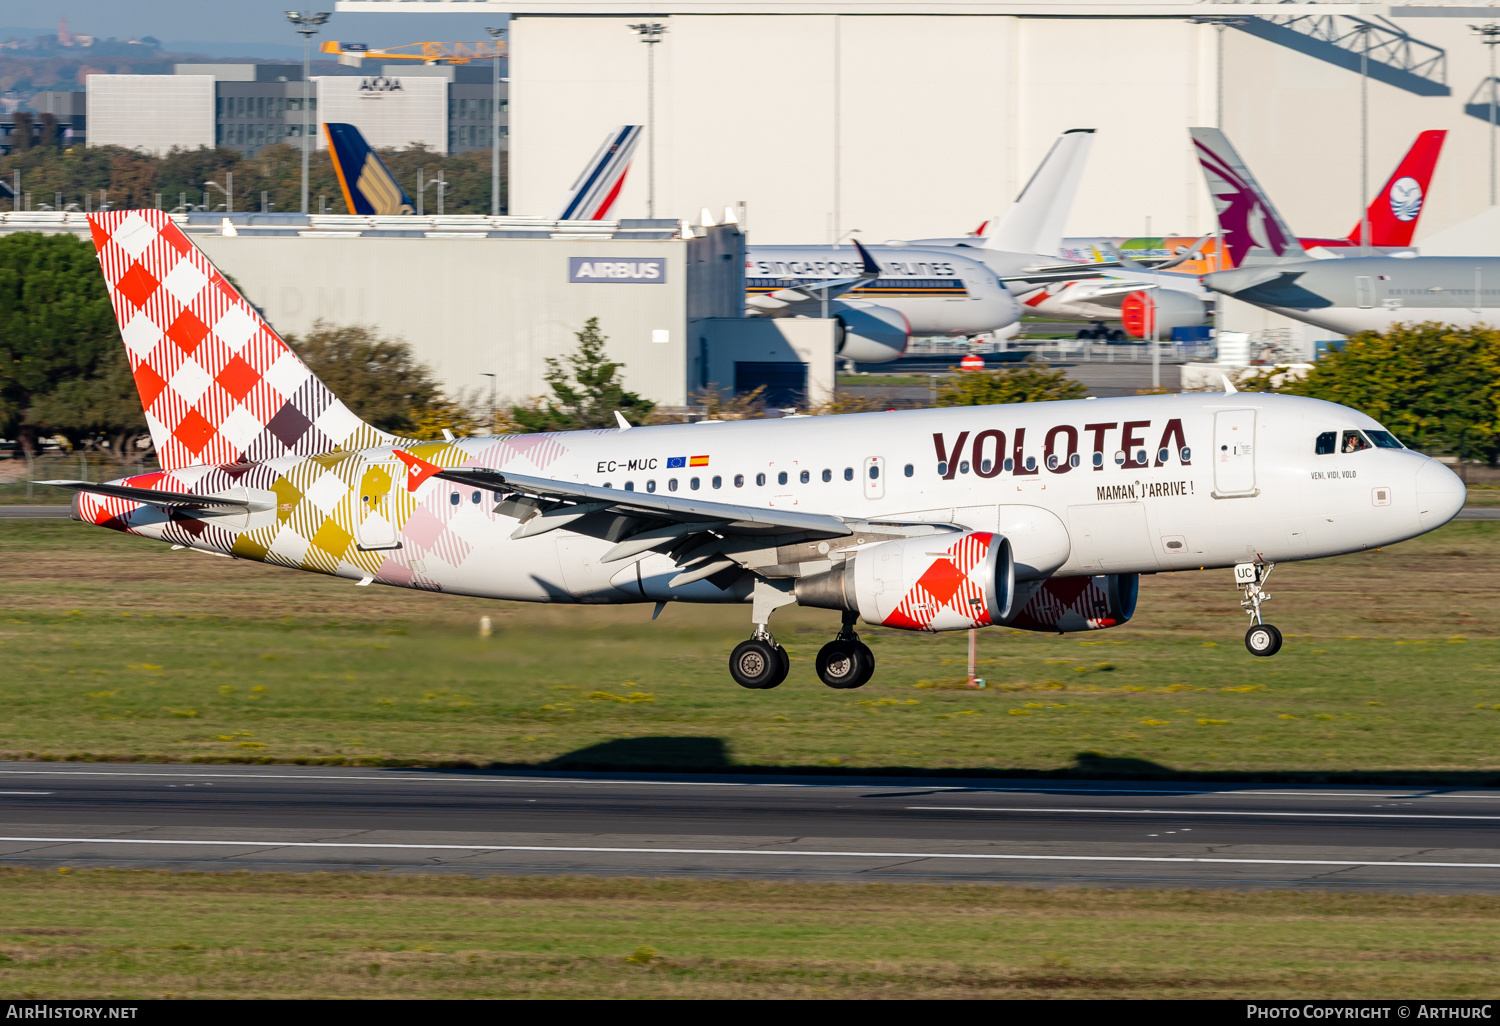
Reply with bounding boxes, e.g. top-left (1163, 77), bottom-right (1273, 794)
top-left (340, 0), bottom-right (1500, 343)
